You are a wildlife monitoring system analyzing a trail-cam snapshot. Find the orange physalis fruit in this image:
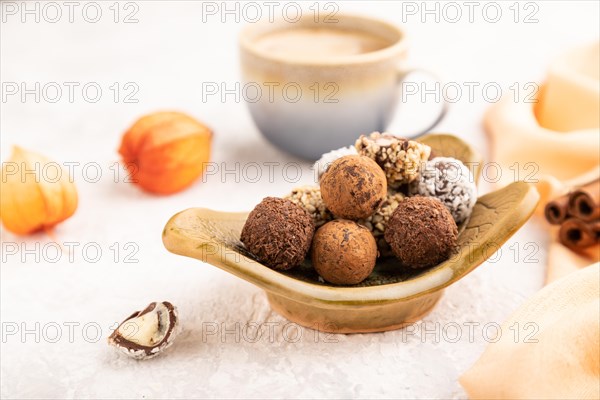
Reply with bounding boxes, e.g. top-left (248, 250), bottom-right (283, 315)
top-left (0, 146), bottom-right (78, 235)
top-left (118, 111), bottom-right (212, 195)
